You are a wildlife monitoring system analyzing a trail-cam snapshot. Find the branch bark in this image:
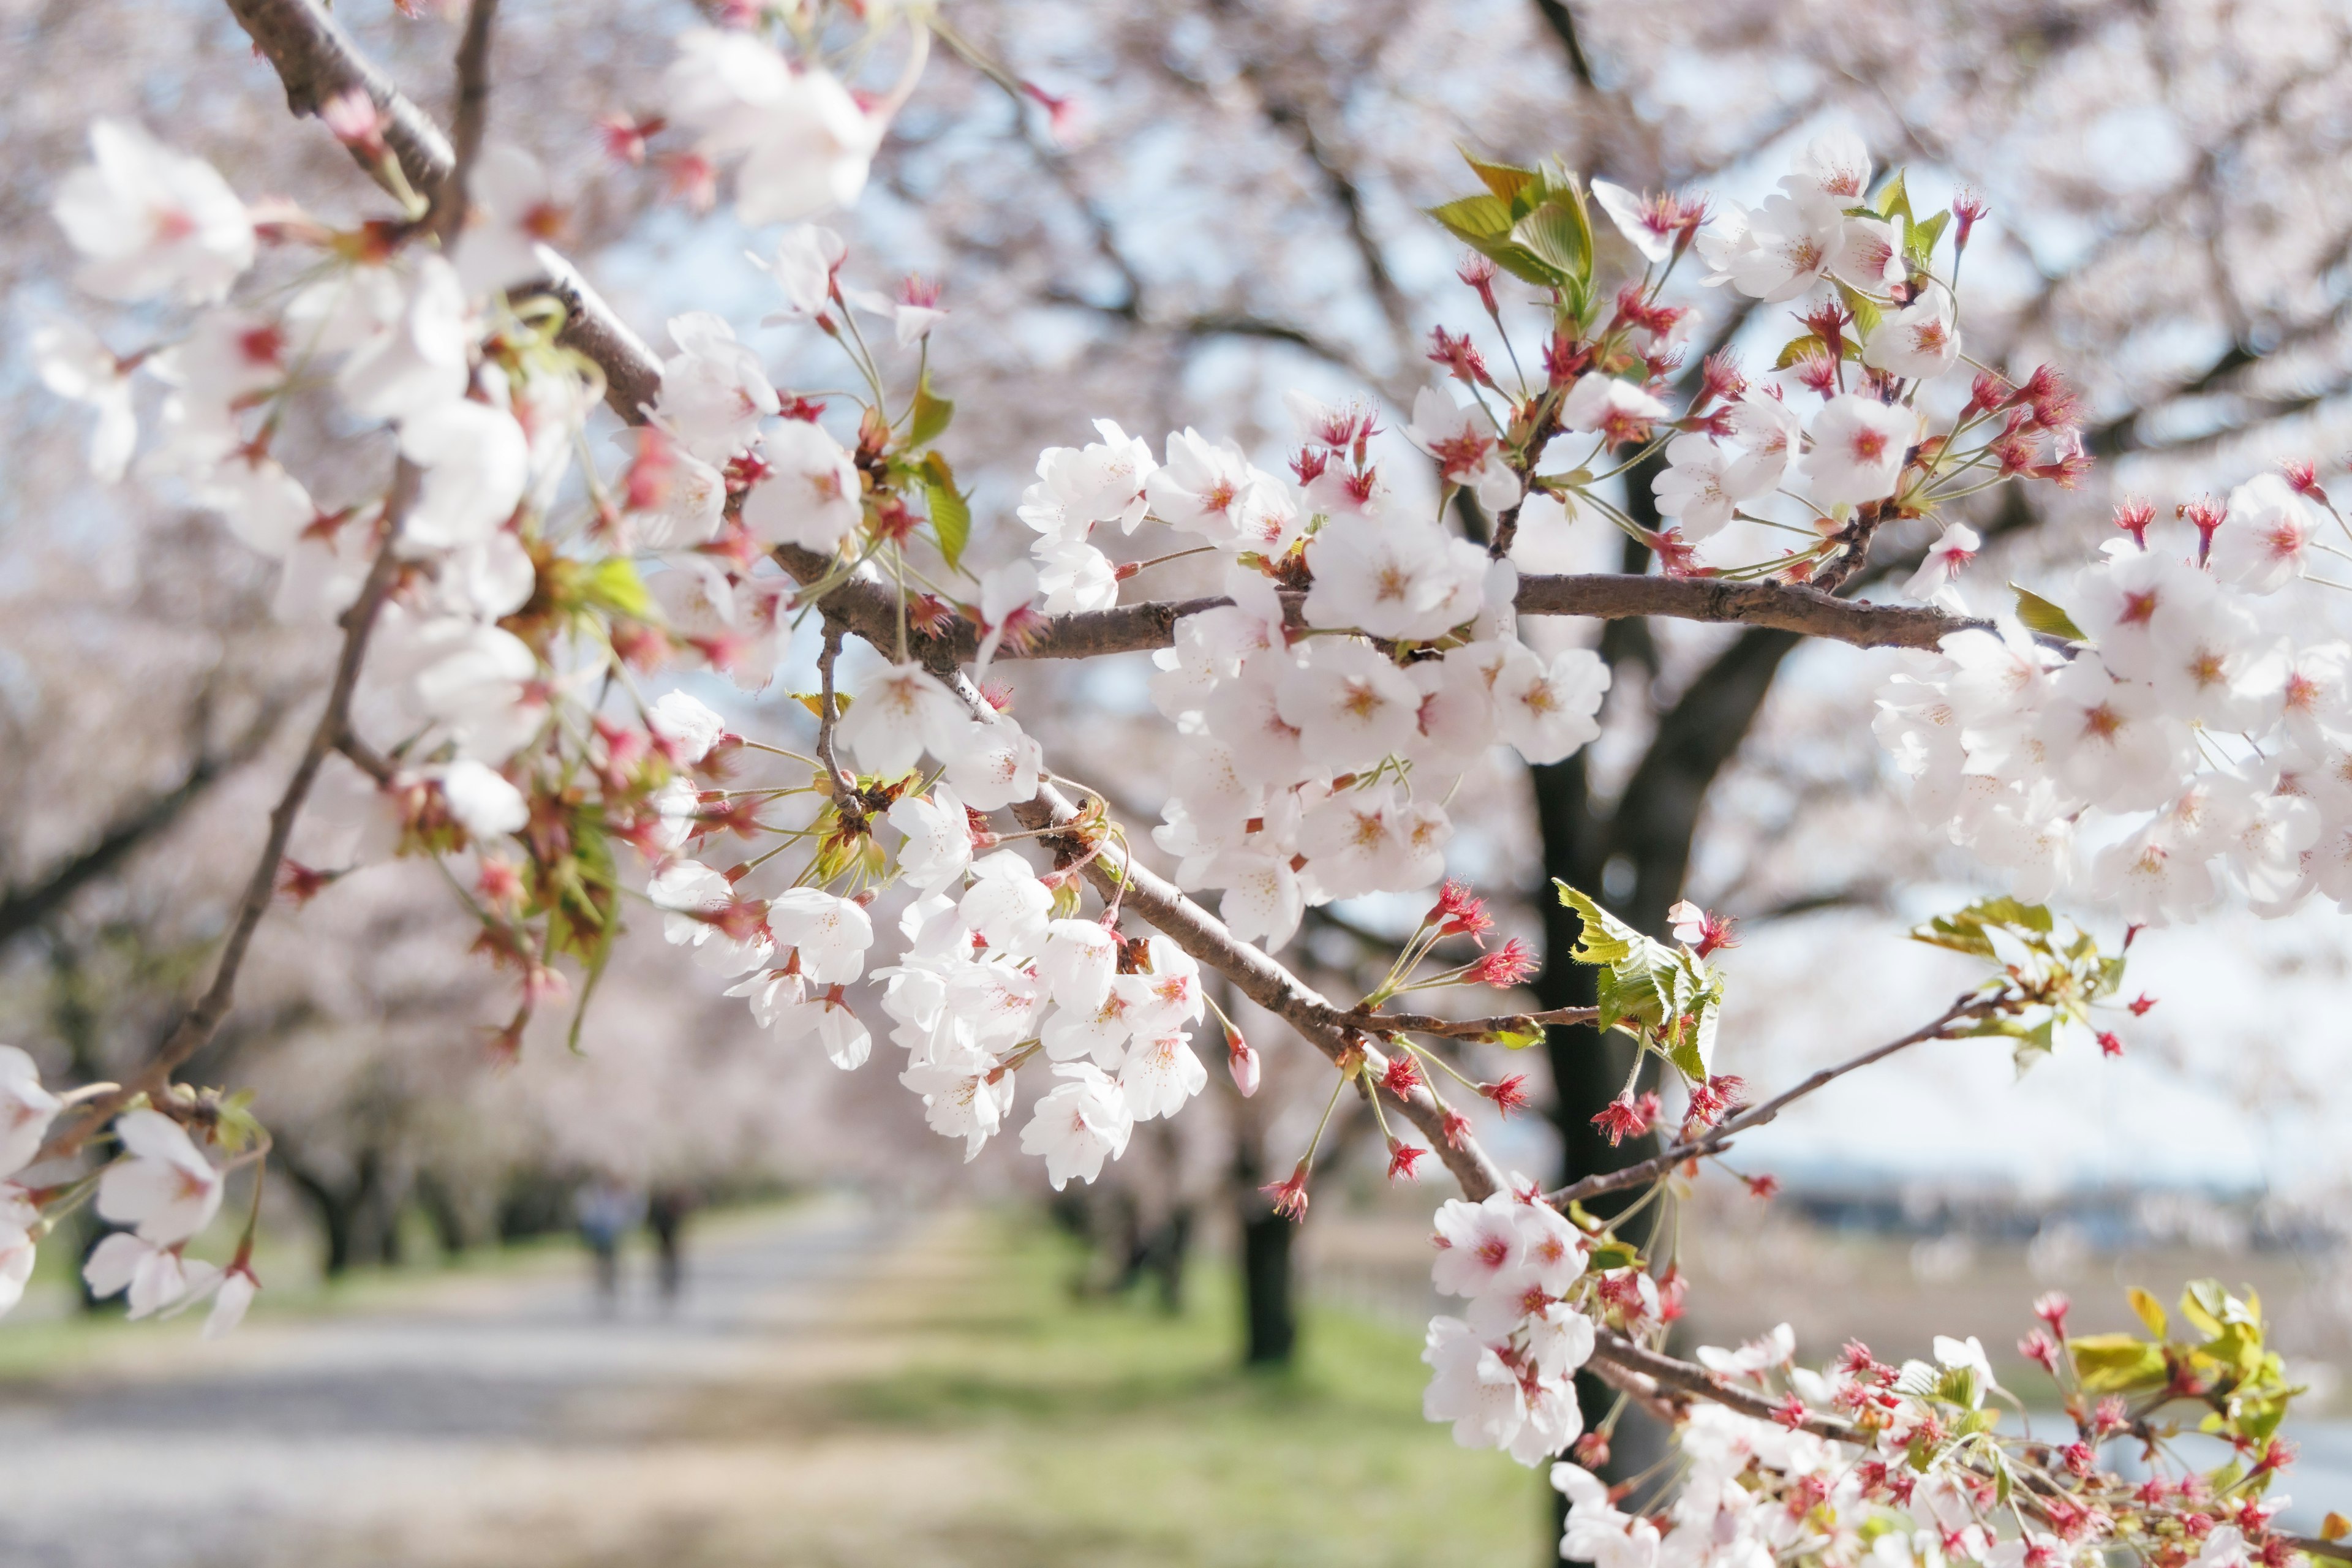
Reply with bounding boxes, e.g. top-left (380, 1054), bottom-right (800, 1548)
top-left (222, 0), bottom-right (663, 421)
top-left (1545, 996), bottom-right (1984, 1208)
top-left (37, 476), bottom-right (412, 1160)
